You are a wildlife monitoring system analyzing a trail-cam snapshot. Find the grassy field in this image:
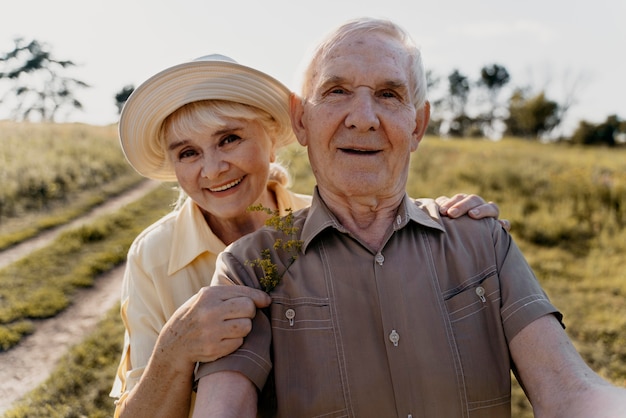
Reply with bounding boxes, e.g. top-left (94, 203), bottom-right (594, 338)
top-left (2, 123), bottom-right (625, 417)
top-left (0, 121), bottom-right (144, 250)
